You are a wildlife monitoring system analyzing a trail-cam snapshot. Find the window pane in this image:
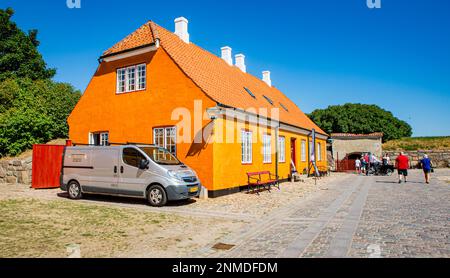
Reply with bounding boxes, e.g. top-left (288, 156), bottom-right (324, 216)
top-left (278, 137), bottom-right (285, 162)
top-left (301, 140), bottom-right (306, 162)
top-left (165, 127), bottom-right (176, 155)
top-left (241, 131), bottom-right (252, 163)
top-left (263, 134), bottom-right (271, 163)
top-left (127, 67), bottom-right (136, 92)
top-left (123, 148), bottom-right (145, 168)
top-left (317, 143), bottom-right (322, 161)
top-left (117, 69), bottom-right (126, 93)
top-left (100, 133), bottom-right (109, 146)
top-left (154, 128), bottom-right (164, 147)
top-left (137, 64), bottom-right (146, 90)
